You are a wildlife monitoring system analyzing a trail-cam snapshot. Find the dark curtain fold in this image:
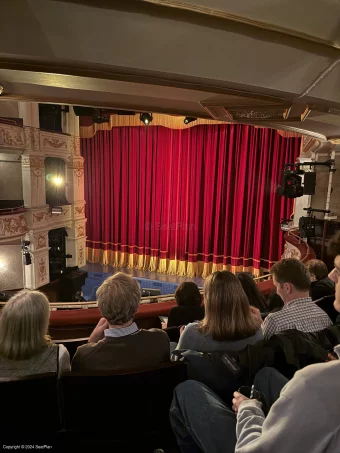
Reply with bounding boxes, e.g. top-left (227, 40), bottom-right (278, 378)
top-left (81, 124), bottom-right (300, 276)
